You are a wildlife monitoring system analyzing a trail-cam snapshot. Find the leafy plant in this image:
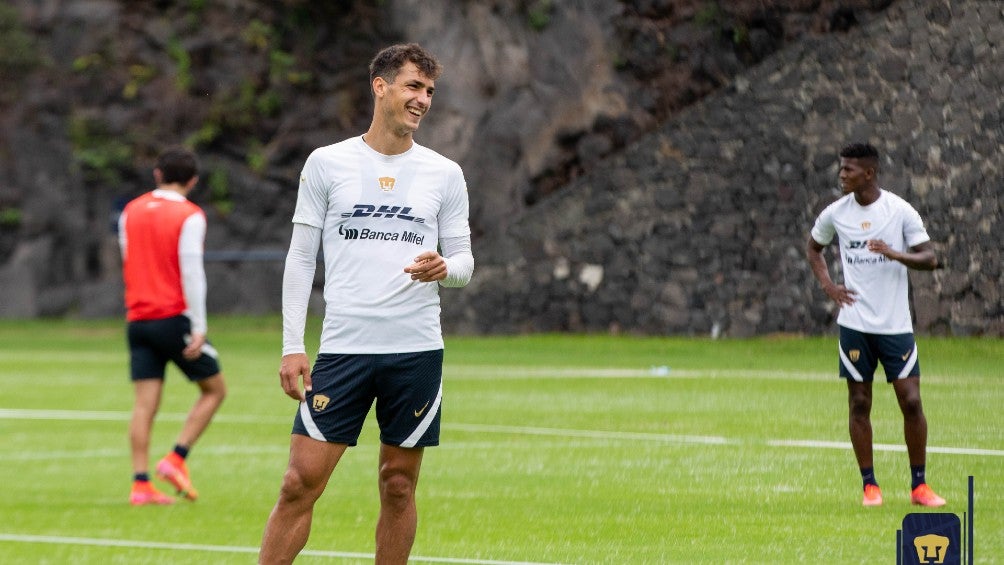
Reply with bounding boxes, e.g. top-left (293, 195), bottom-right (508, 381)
top-left (0, 4), bottom-right (42, 90)
top-left (206, 167), bottom-right (233, 215)
top-left (527, 0), bottom-right (553, 31)
top-left (167, 37), bottom-right (193, 92)
top-left (122, 64), bottom-right (156, 100)
top-left (68, 115), bottom-right (133, 185)
top-left (0, 207), bottom-right (21, 228)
